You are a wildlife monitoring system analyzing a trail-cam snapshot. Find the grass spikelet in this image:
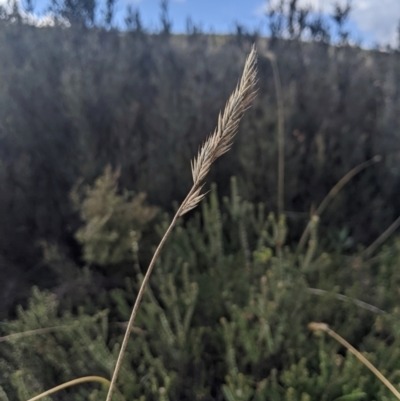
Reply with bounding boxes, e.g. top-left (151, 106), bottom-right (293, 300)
top-left (183, 45), bottom-right (258, 216)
